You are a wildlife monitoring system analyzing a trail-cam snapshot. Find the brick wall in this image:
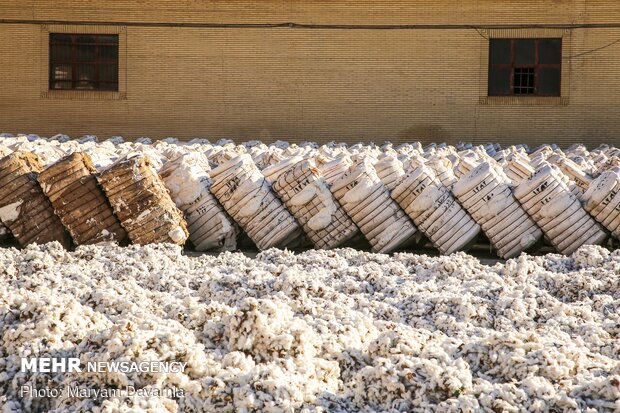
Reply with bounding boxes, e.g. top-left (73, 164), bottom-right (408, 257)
top-left (1, 0), bottom-right (620, 146)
